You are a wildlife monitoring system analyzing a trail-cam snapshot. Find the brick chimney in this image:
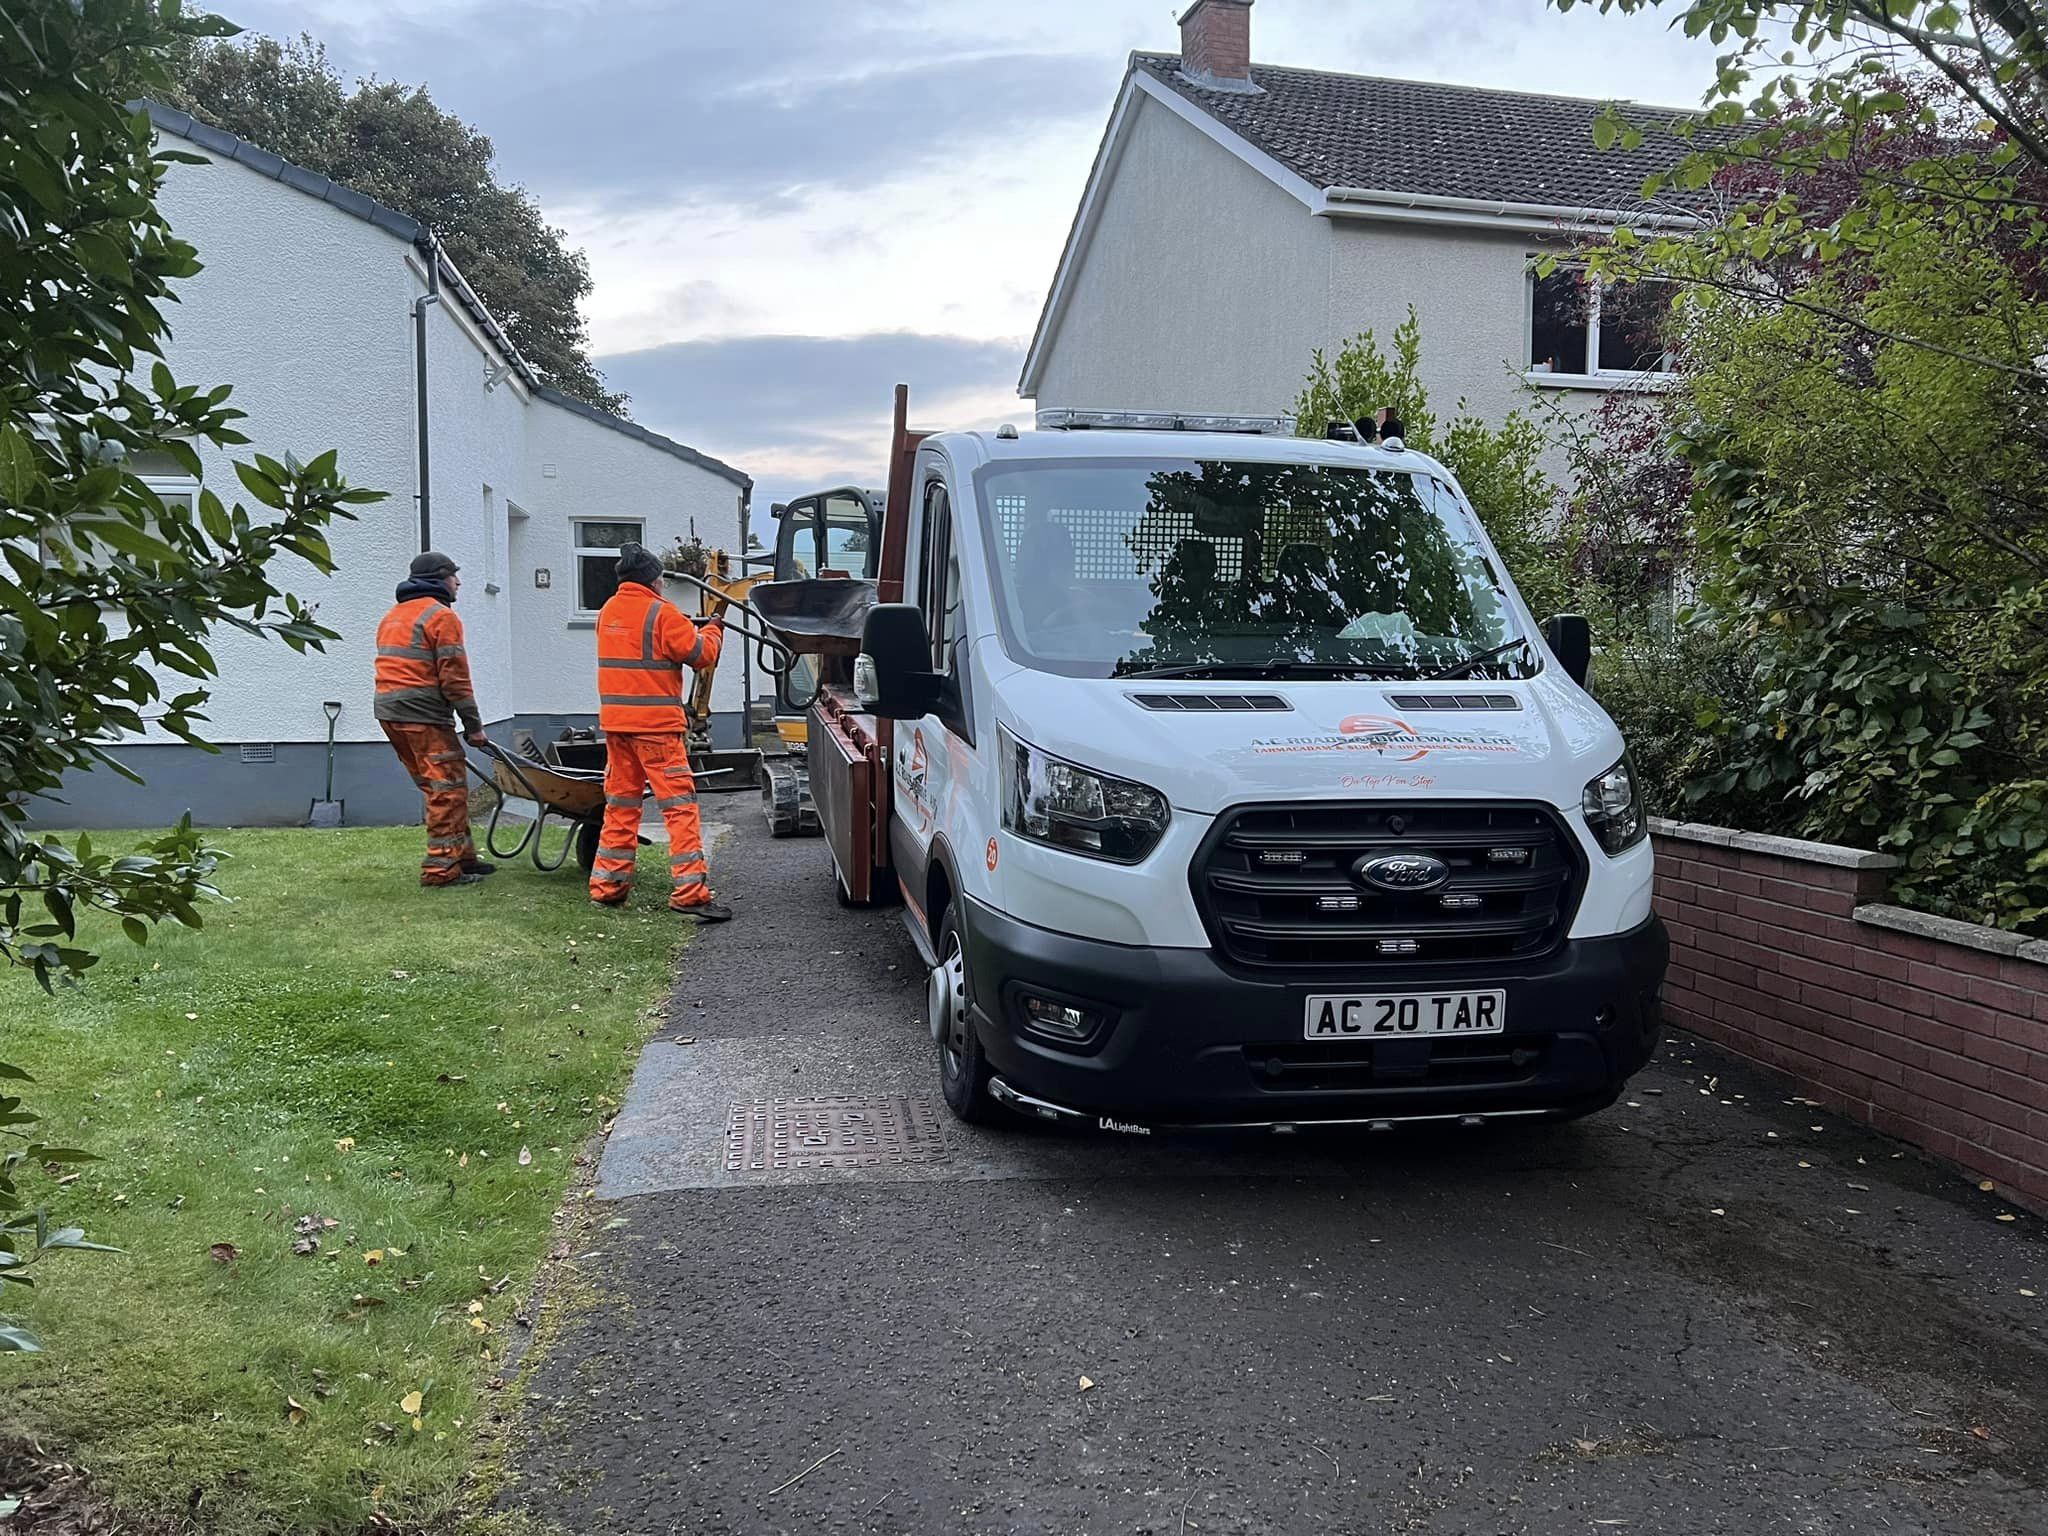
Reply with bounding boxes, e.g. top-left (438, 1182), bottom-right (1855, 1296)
top-left (1178, 0), bottom-right (1258, 92)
